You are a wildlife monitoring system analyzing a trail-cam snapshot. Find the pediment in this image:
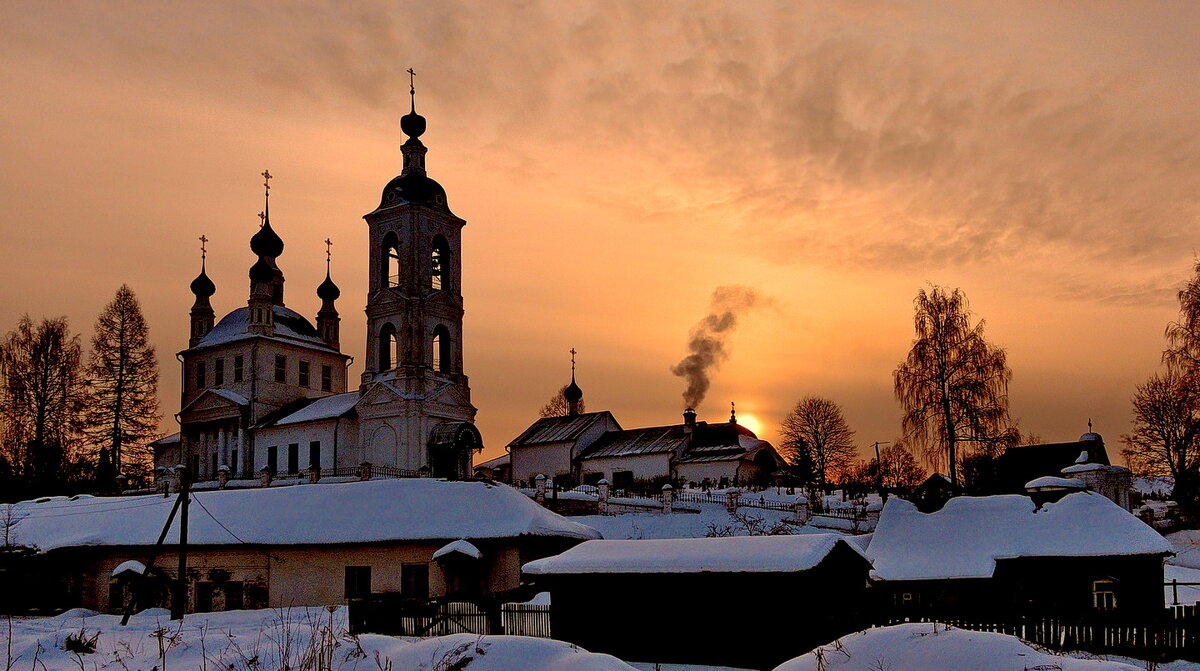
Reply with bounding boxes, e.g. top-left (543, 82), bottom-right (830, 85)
top-left (181, 390), bottom-right (246, 415)
top-left (357, 381), bottom-right (405, 406)
top-left (426, 381), bottom-right (472, 408)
